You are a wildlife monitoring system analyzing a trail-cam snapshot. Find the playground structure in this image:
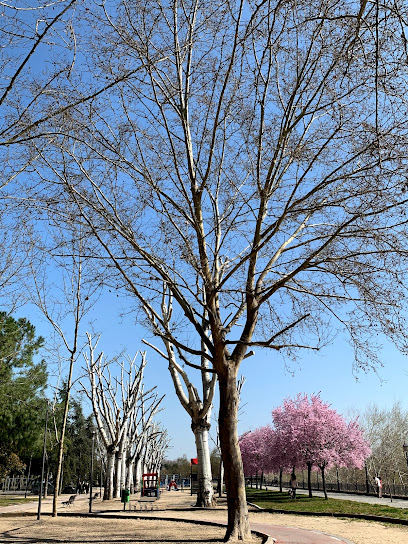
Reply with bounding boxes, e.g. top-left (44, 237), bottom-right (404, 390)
top-left (141, 473), bottom-right (160, 497)
top-left (167, 479), bottom-right (179, 491)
